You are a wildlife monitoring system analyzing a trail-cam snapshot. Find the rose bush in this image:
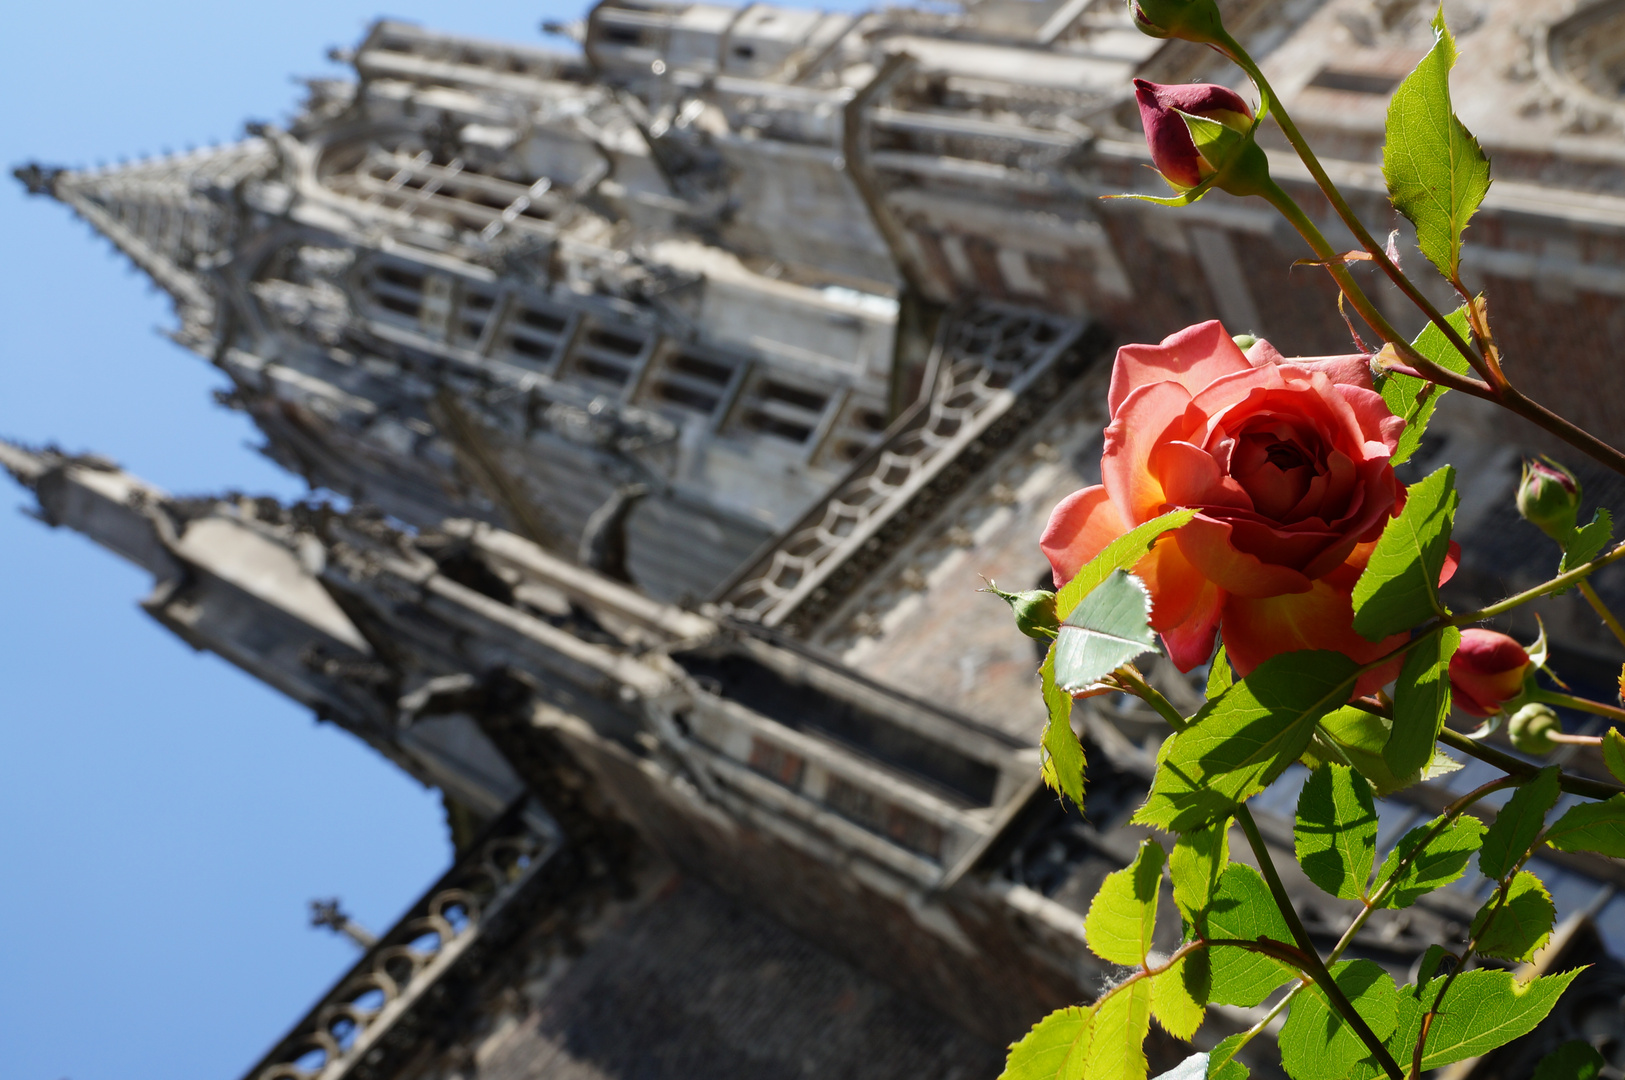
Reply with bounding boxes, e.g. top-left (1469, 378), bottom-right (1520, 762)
top-left (1041, 320), bottom-right (1439, 692)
